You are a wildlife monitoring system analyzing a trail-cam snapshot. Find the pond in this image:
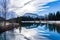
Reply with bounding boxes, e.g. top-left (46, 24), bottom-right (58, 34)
top-left (0, 23), bottom-right (60, 40)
